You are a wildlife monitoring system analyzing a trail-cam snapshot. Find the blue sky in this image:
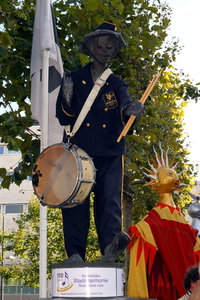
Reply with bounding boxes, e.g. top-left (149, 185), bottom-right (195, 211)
top-left (166, 0), bottom-right (199, 82)
top-left (165, 0), bottom-right (200, 179)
